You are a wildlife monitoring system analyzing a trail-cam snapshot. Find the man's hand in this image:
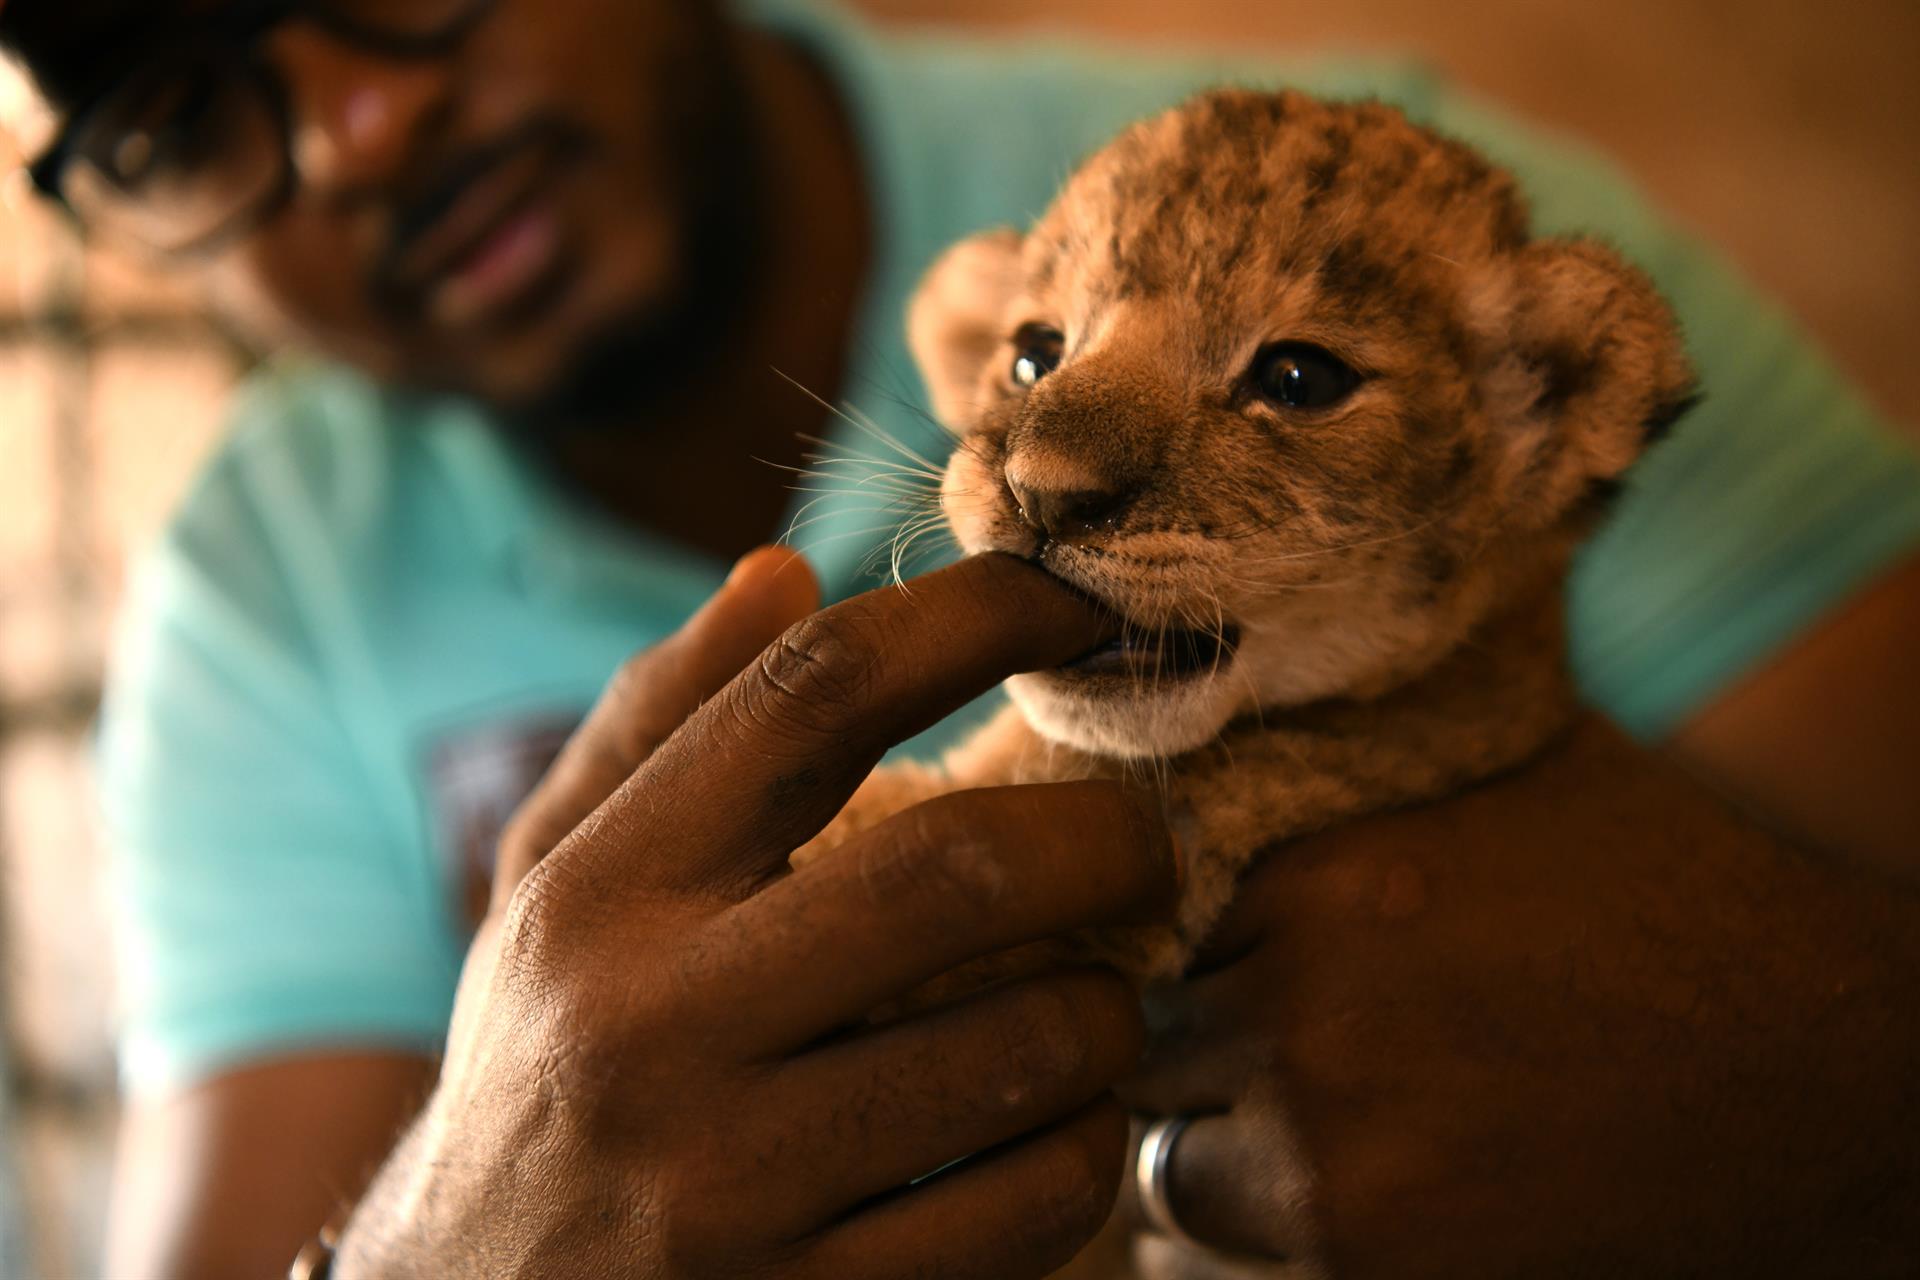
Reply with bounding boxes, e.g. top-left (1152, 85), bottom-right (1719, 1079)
top-left (335, 552), bottom-right (1179, 1280)
top-left (105, 548), bottom-right (824, 1280)
top-left (1122, 717), bottom-right (1920, 1279)
top-left (494, 544), bottom-right (824, 900)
